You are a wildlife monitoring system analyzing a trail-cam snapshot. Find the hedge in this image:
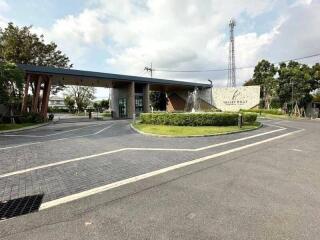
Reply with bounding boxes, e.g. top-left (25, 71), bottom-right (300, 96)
top-left (0, 112), bottom-right (45, 124)
top-left (140, 112), bottom-right (257, 126)
top-left (240, 108), bottom-right (283, 115)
